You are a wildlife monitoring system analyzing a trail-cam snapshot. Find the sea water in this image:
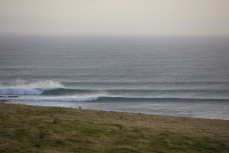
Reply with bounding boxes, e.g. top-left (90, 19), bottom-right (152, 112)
top-left (0, 35), bottom-right (229, 119)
